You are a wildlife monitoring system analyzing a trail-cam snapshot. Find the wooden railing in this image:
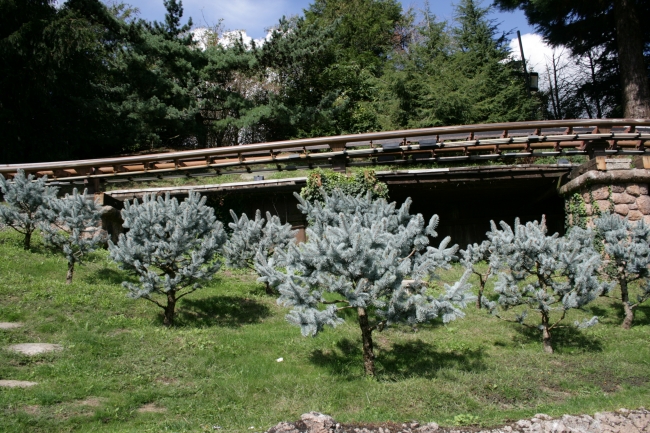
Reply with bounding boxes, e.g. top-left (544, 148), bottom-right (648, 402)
top-left (1, 119), bottom-right (649, 183)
